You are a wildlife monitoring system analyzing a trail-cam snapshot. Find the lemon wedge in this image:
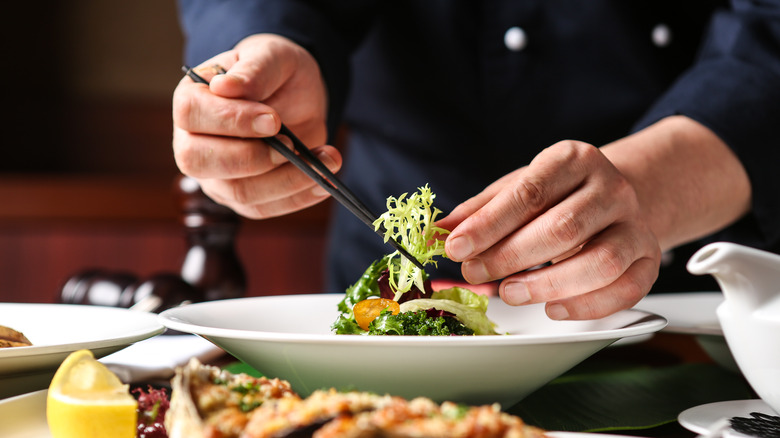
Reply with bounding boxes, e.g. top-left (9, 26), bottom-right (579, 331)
top-left (47, 349), bottom-right (138, 438)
